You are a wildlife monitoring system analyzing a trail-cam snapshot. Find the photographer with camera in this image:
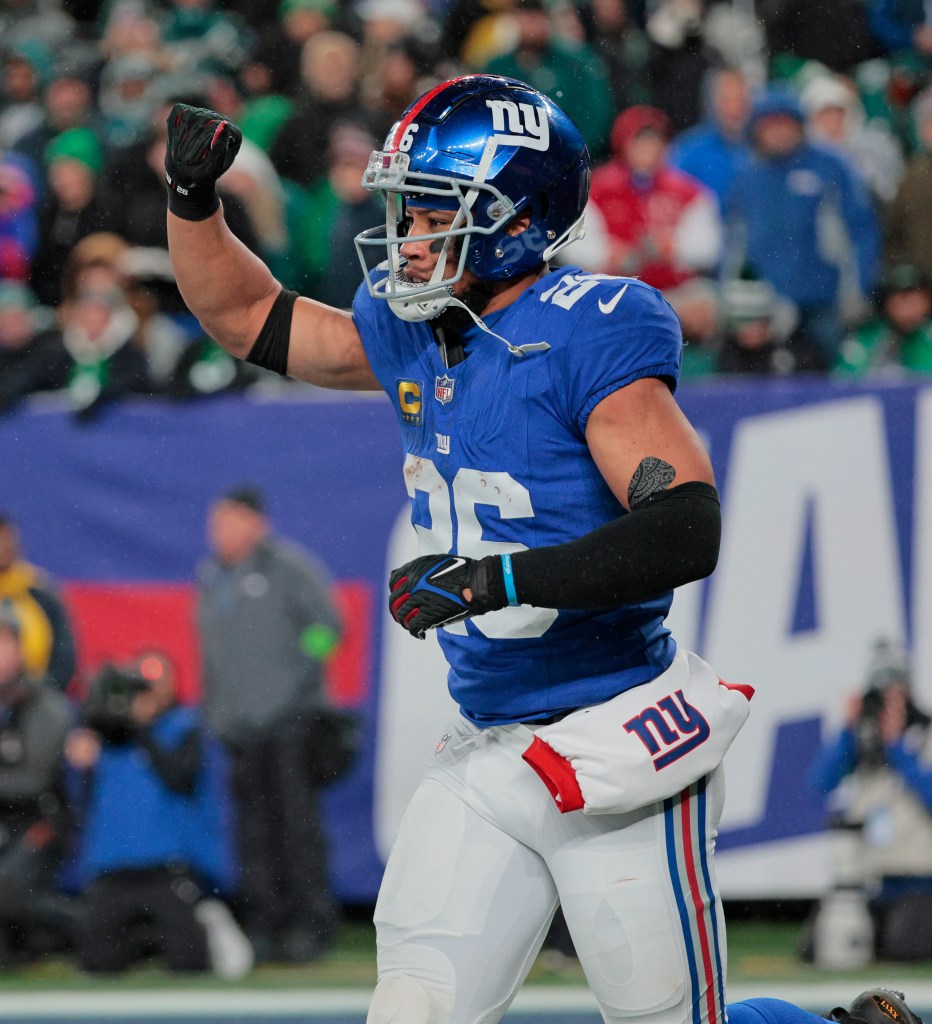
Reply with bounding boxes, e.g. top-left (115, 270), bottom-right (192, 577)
top-left (66, 651), bottom-right (250, 976)
top-left (0, 601), bottom-right (73, 965)
top-left (809, 639), bottom-right (932, 962)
